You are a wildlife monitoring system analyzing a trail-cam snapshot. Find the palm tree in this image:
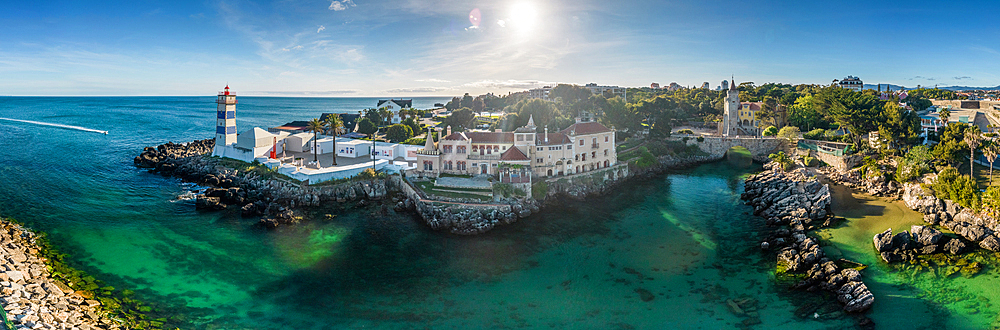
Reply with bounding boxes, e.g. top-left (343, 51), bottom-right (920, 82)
top-left (308, 118), bottom-right (324, 164)
top-left (939, 109), bottom-right (950, 127)
top-left (324, 114), bottom-right (343, 166)
top-left (985, 139), bottom-right (999, 186)
top-left (378, 107), bottom-right (393, 126)
top-left (965, 127), bottom-right (983, 177)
